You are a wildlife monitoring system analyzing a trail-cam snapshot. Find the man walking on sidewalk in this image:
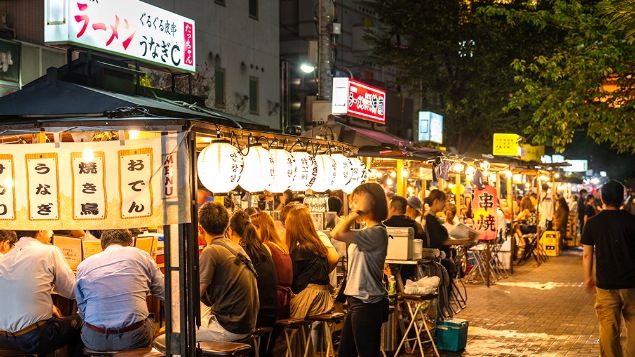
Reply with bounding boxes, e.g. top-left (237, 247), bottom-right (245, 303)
top-left (582, 180), bottom-right (635, 357)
